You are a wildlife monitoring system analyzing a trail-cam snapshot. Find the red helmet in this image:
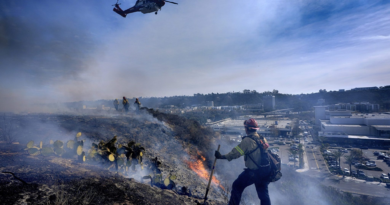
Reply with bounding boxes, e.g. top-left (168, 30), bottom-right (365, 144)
top-left (244, 118), bottom-right (259, 130)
